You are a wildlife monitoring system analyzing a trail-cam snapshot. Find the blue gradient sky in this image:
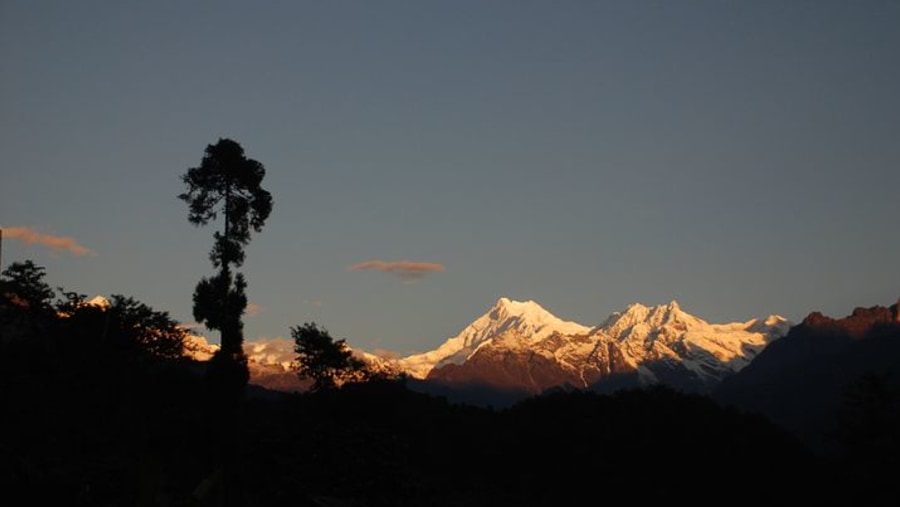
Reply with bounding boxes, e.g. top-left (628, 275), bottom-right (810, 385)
top-left (2, 1), bottom-right (898, 354)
